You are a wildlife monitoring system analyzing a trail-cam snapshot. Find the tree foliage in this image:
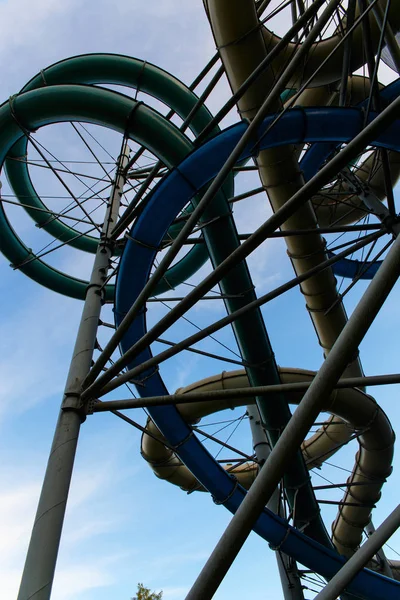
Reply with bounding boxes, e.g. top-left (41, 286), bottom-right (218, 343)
top-left (132, 582), bottom-right (163, 600)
